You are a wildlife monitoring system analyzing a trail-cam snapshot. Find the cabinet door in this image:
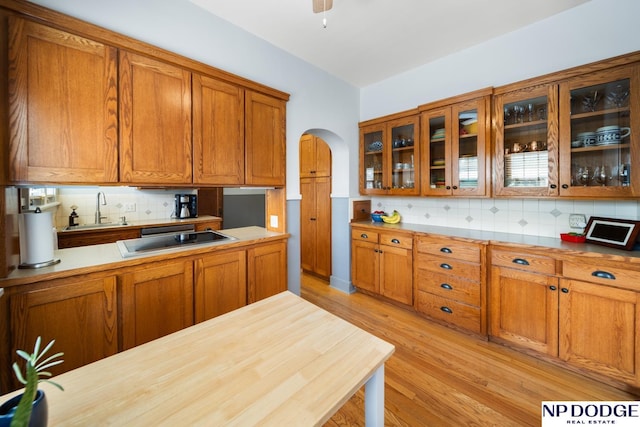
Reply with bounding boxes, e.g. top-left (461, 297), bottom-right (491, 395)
top-left (300, 177), bottom-right (331, 278)
top-left (247, 240), bottom-right (287, 303)
top-left (9, 276), bottom-right (118, 382)
top-left (494, 84), bottom-right (559, 197)
top-left (388, 116), bottom-right (419, 195)
top-left (119, 260), bottom-right (194, 350)
top-left (489, 266), bottom-right (559, 356)
top-left (300, 135), bottom-right (331, 178)
top-left (380, 244), bottom-right (413, 305)
top-left (245, 91), bottom-right (286, 186)
top-left (351, 238), bottom-right (379, 294)
top-left (119, 51), bottom-right (192, 185)
top-left (421, 107), bottom-right (452, 195)
top-left (194, 250), bottom-right (247, 323)
top-left (559, 279), bottom-right (640, 386)
top-left (558, 64), bottom-right (640, 197)
top-left (451, 98), bottom-right (490, 197)
top-left (8, 17), bottom-right (118, 183)
top-left (193, 75), bottom-right (244, 185)
top-left (360, 123), bottom-right (387, 194)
